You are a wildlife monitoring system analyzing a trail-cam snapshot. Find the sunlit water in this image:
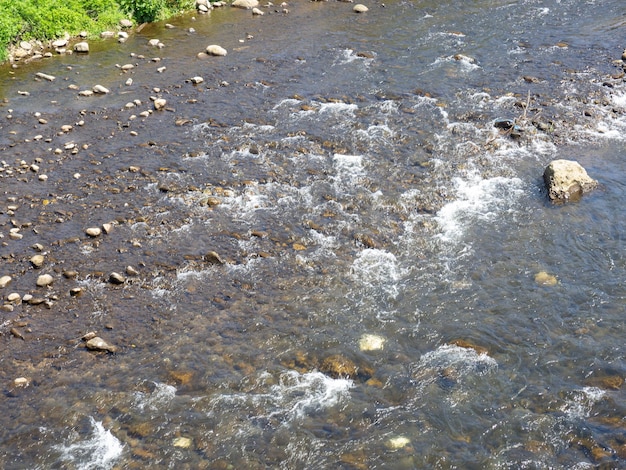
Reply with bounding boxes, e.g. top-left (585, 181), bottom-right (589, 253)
top-left (0, 0), bottom-right (625, 468)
